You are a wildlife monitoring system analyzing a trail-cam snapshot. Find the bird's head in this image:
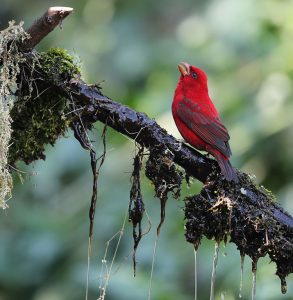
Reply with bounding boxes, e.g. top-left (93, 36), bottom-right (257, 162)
top-left (177, 62), bottom-right (208, 93)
